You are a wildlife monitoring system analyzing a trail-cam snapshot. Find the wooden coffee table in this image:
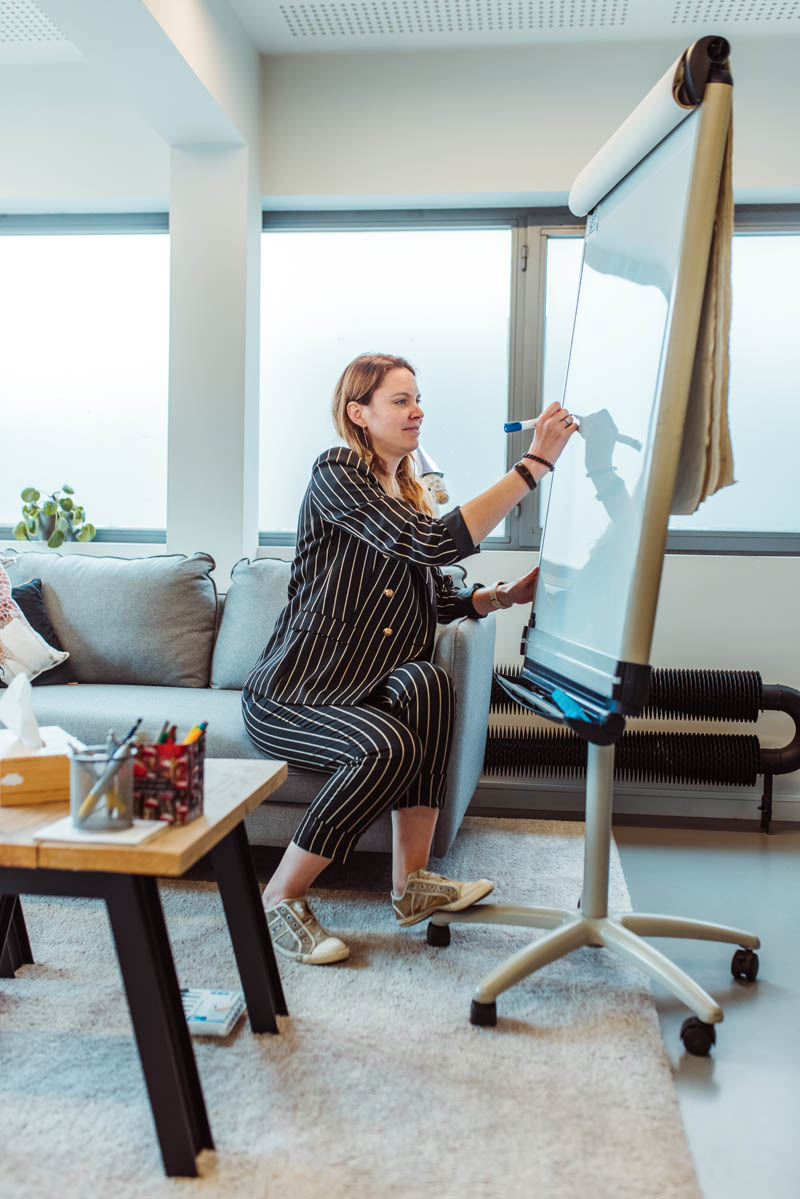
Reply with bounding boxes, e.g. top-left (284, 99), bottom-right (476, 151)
top-left (0, 757), bottom-right (287, 1177)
